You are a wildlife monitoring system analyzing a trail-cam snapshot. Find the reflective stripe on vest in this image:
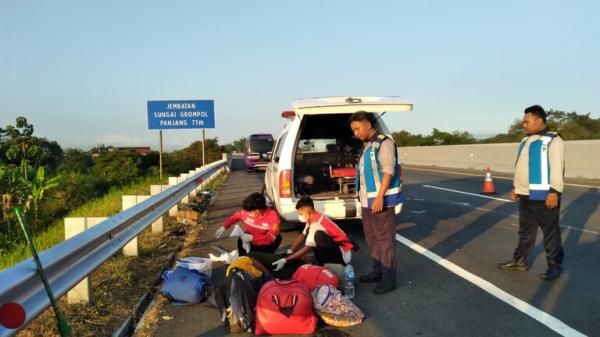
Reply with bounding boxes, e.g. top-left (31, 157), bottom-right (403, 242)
top-left (516, 132), bottom-right (558, 201)
top-left (356, 134), bottom-right (404, 208)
